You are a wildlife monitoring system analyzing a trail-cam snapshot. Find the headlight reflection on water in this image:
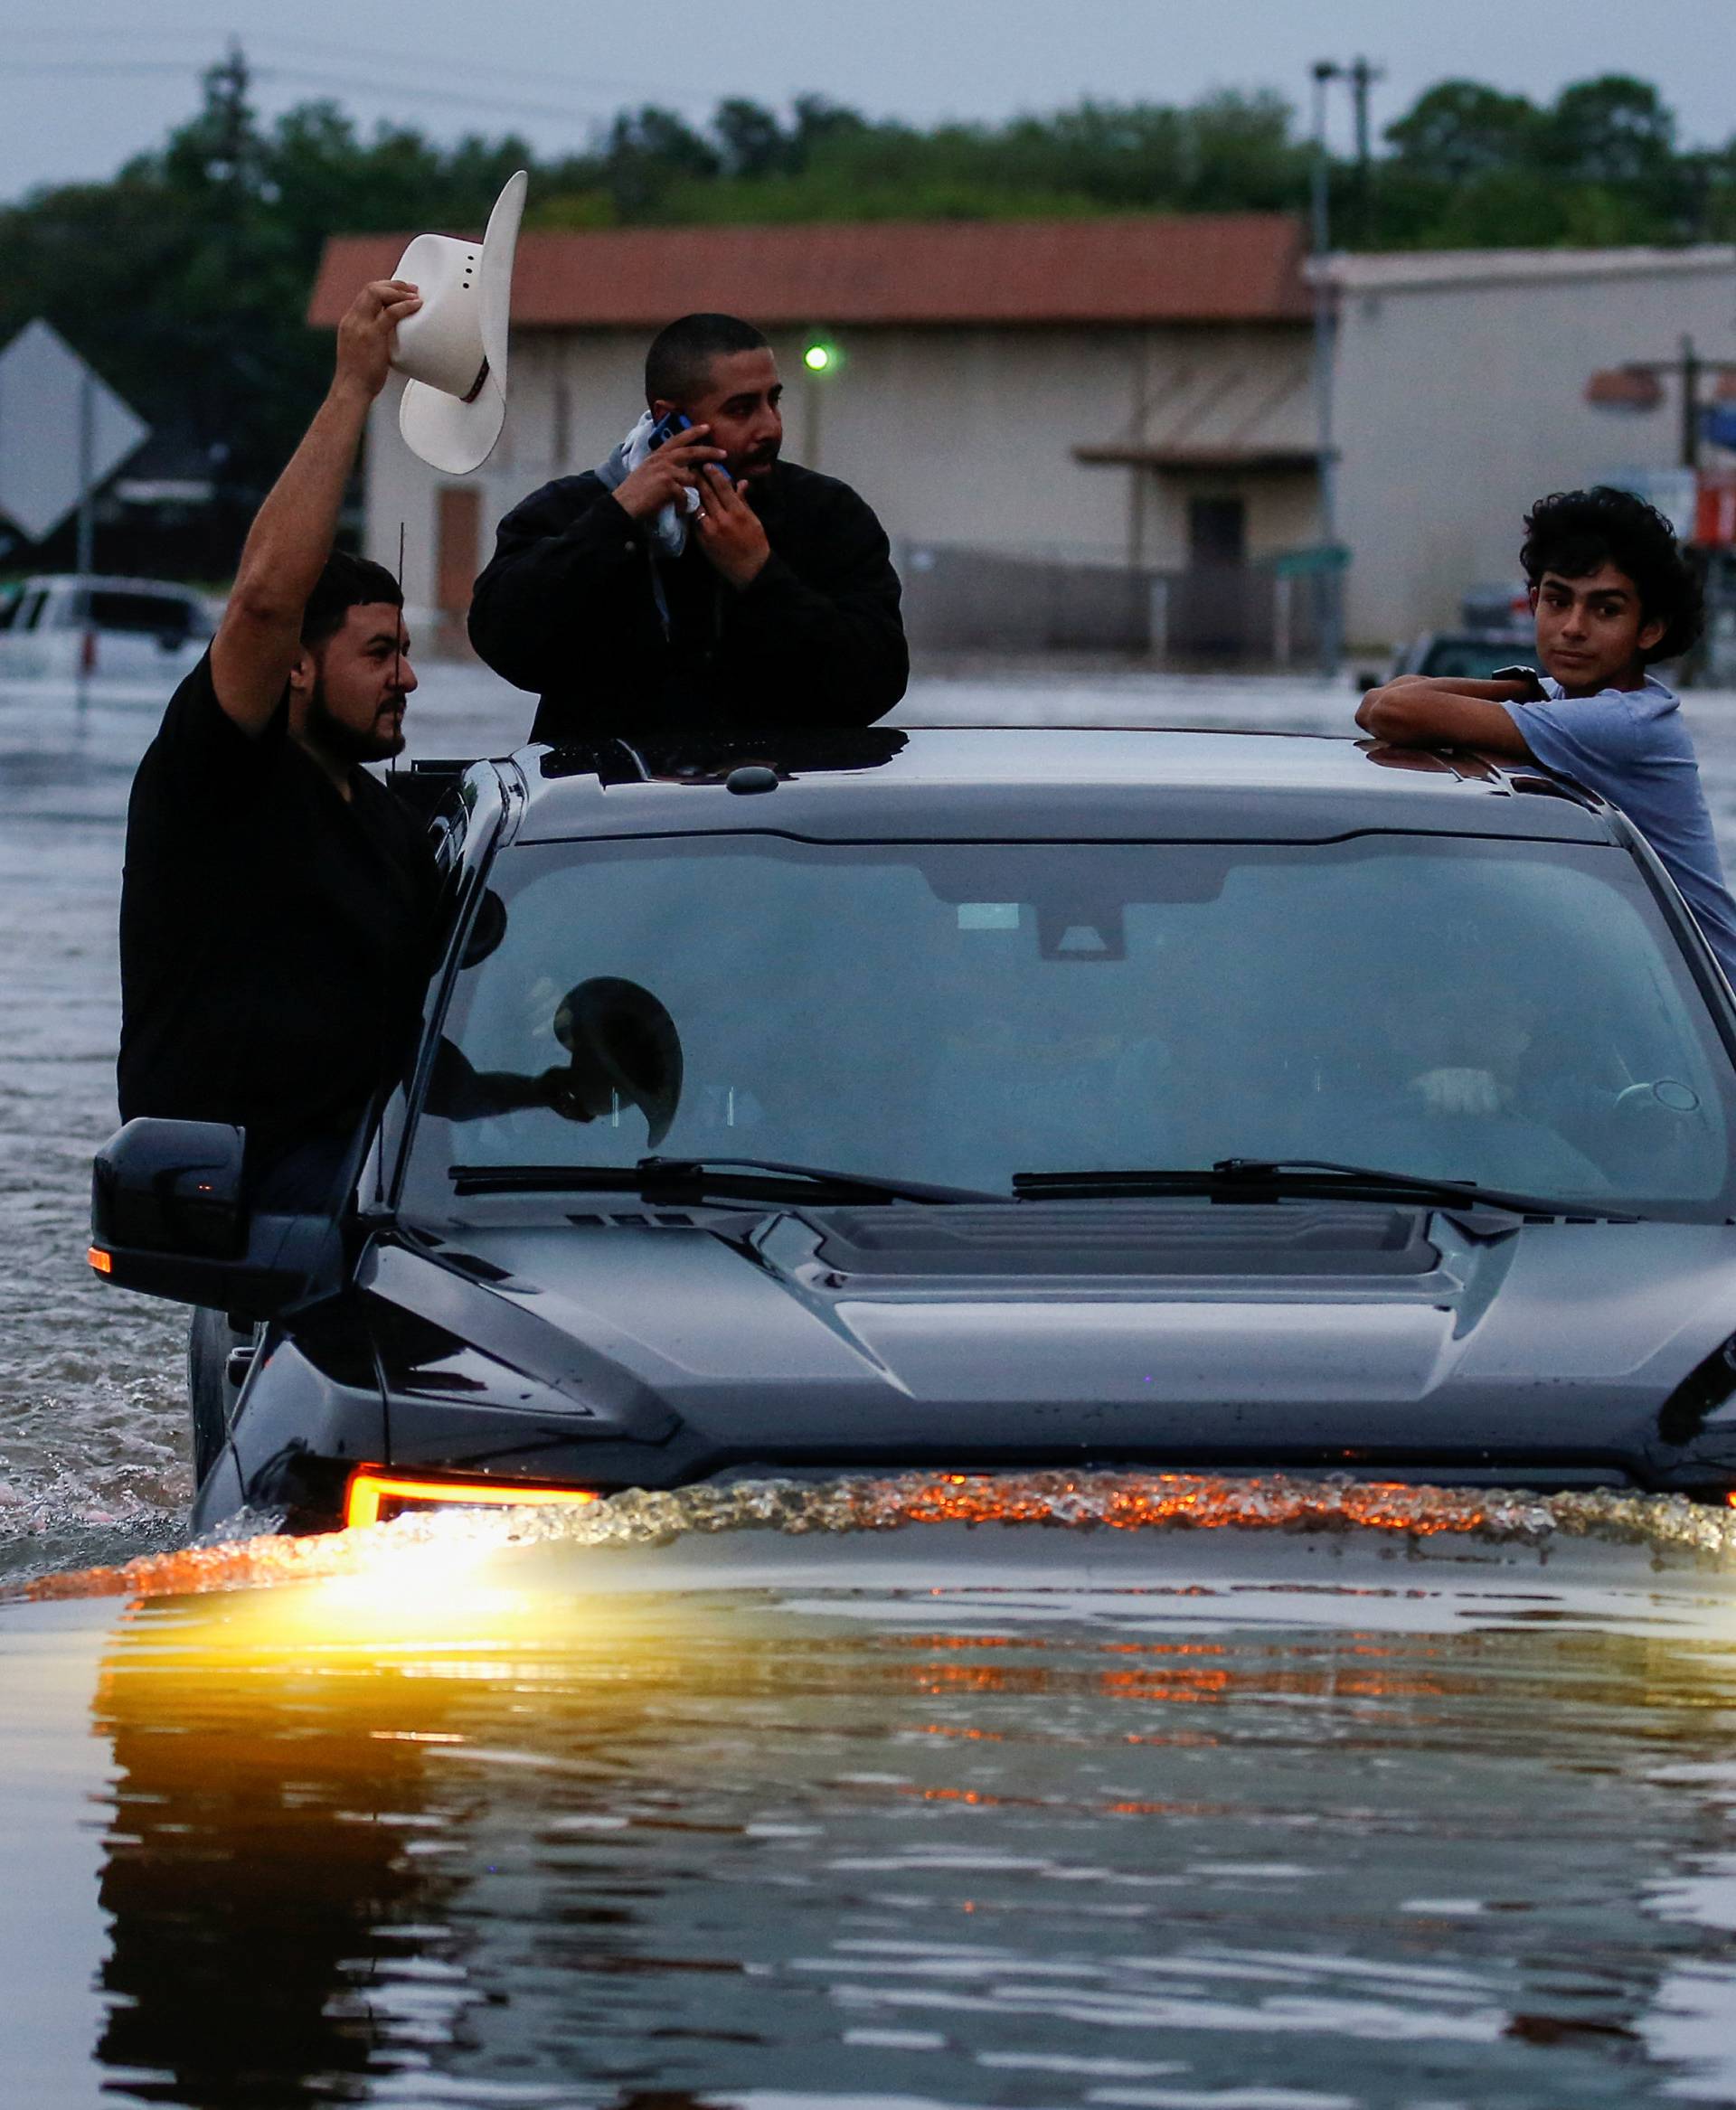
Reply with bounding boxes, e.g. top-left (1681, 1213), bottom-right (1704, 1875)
top-left (304, 1535), bottom-right (542, 1653)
